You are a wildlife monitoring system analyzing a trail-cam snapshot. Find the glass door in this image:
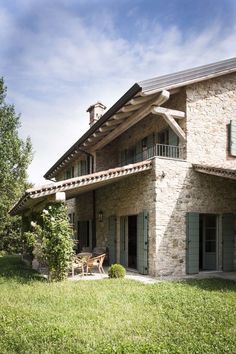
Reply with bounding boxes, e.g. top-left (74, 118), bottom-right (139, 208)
top-left (203, 214), bottom-right (218, 270)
